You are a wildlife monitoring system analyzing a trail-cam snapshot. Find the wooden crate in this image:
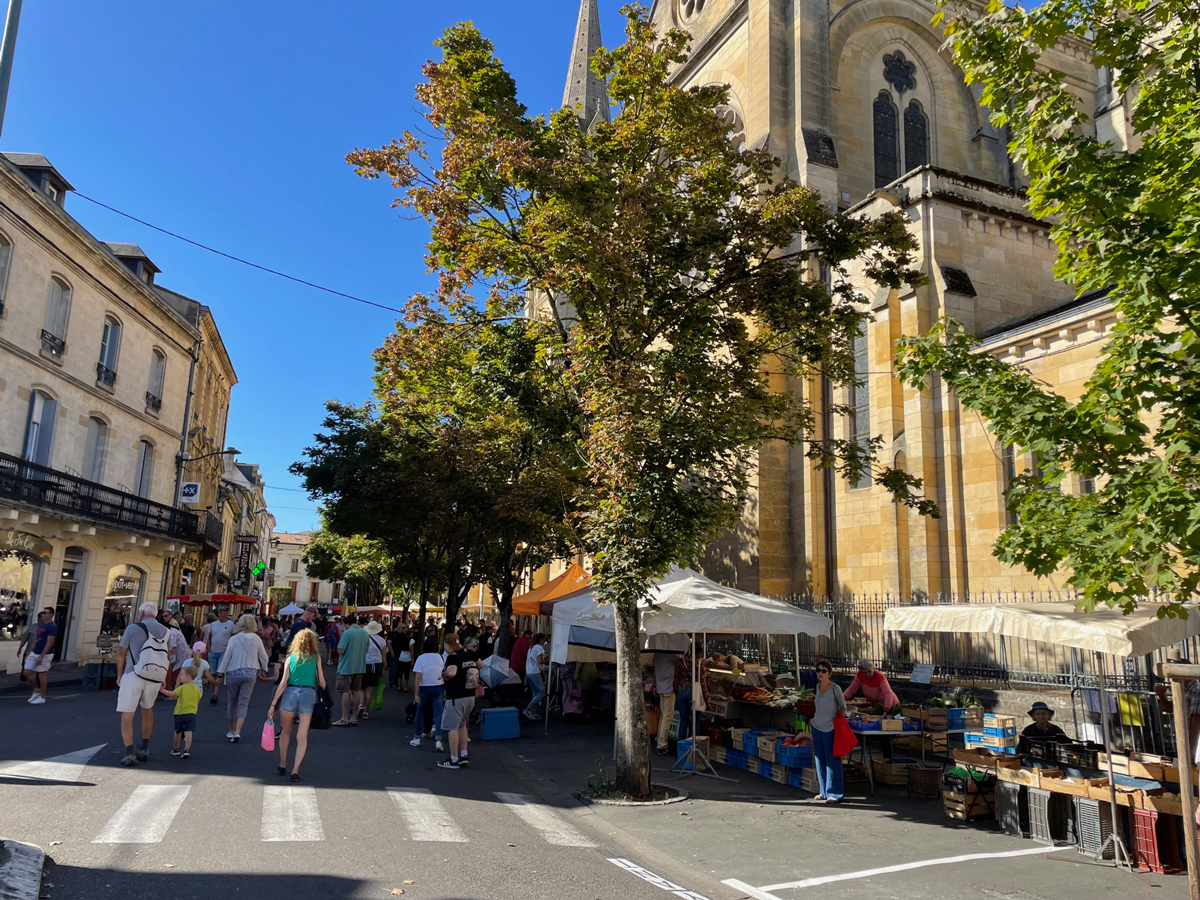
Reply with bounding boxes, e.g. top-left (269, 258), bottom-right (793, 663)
top-left (881, 718), bottom-right (906, 732)
top-left (954, 749), bottom-right (1021, 771)
top-left (1039, 775), bottom-right (1107, 798)
top-left (901, 705), bottom-right (923, 719)
top-left (872, 757), bottom-right (914, 786)
top-left (943, 790), bottom-right (996, 821)
top-left (923, 709), bottom-right (949, 732)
